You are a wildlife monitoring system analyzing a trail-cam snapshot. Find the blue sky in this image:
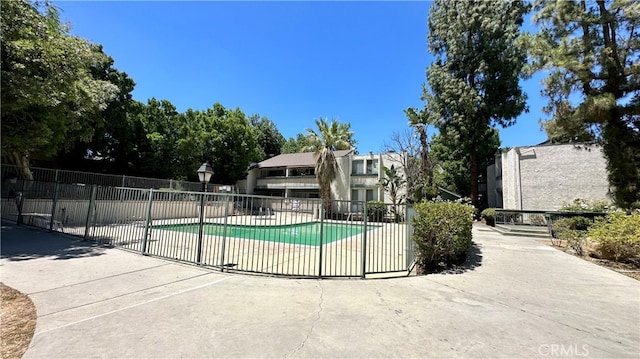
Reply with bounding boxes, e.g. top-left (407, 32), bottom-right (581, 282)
top-left (57, 1), bottom-right (549, 153)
